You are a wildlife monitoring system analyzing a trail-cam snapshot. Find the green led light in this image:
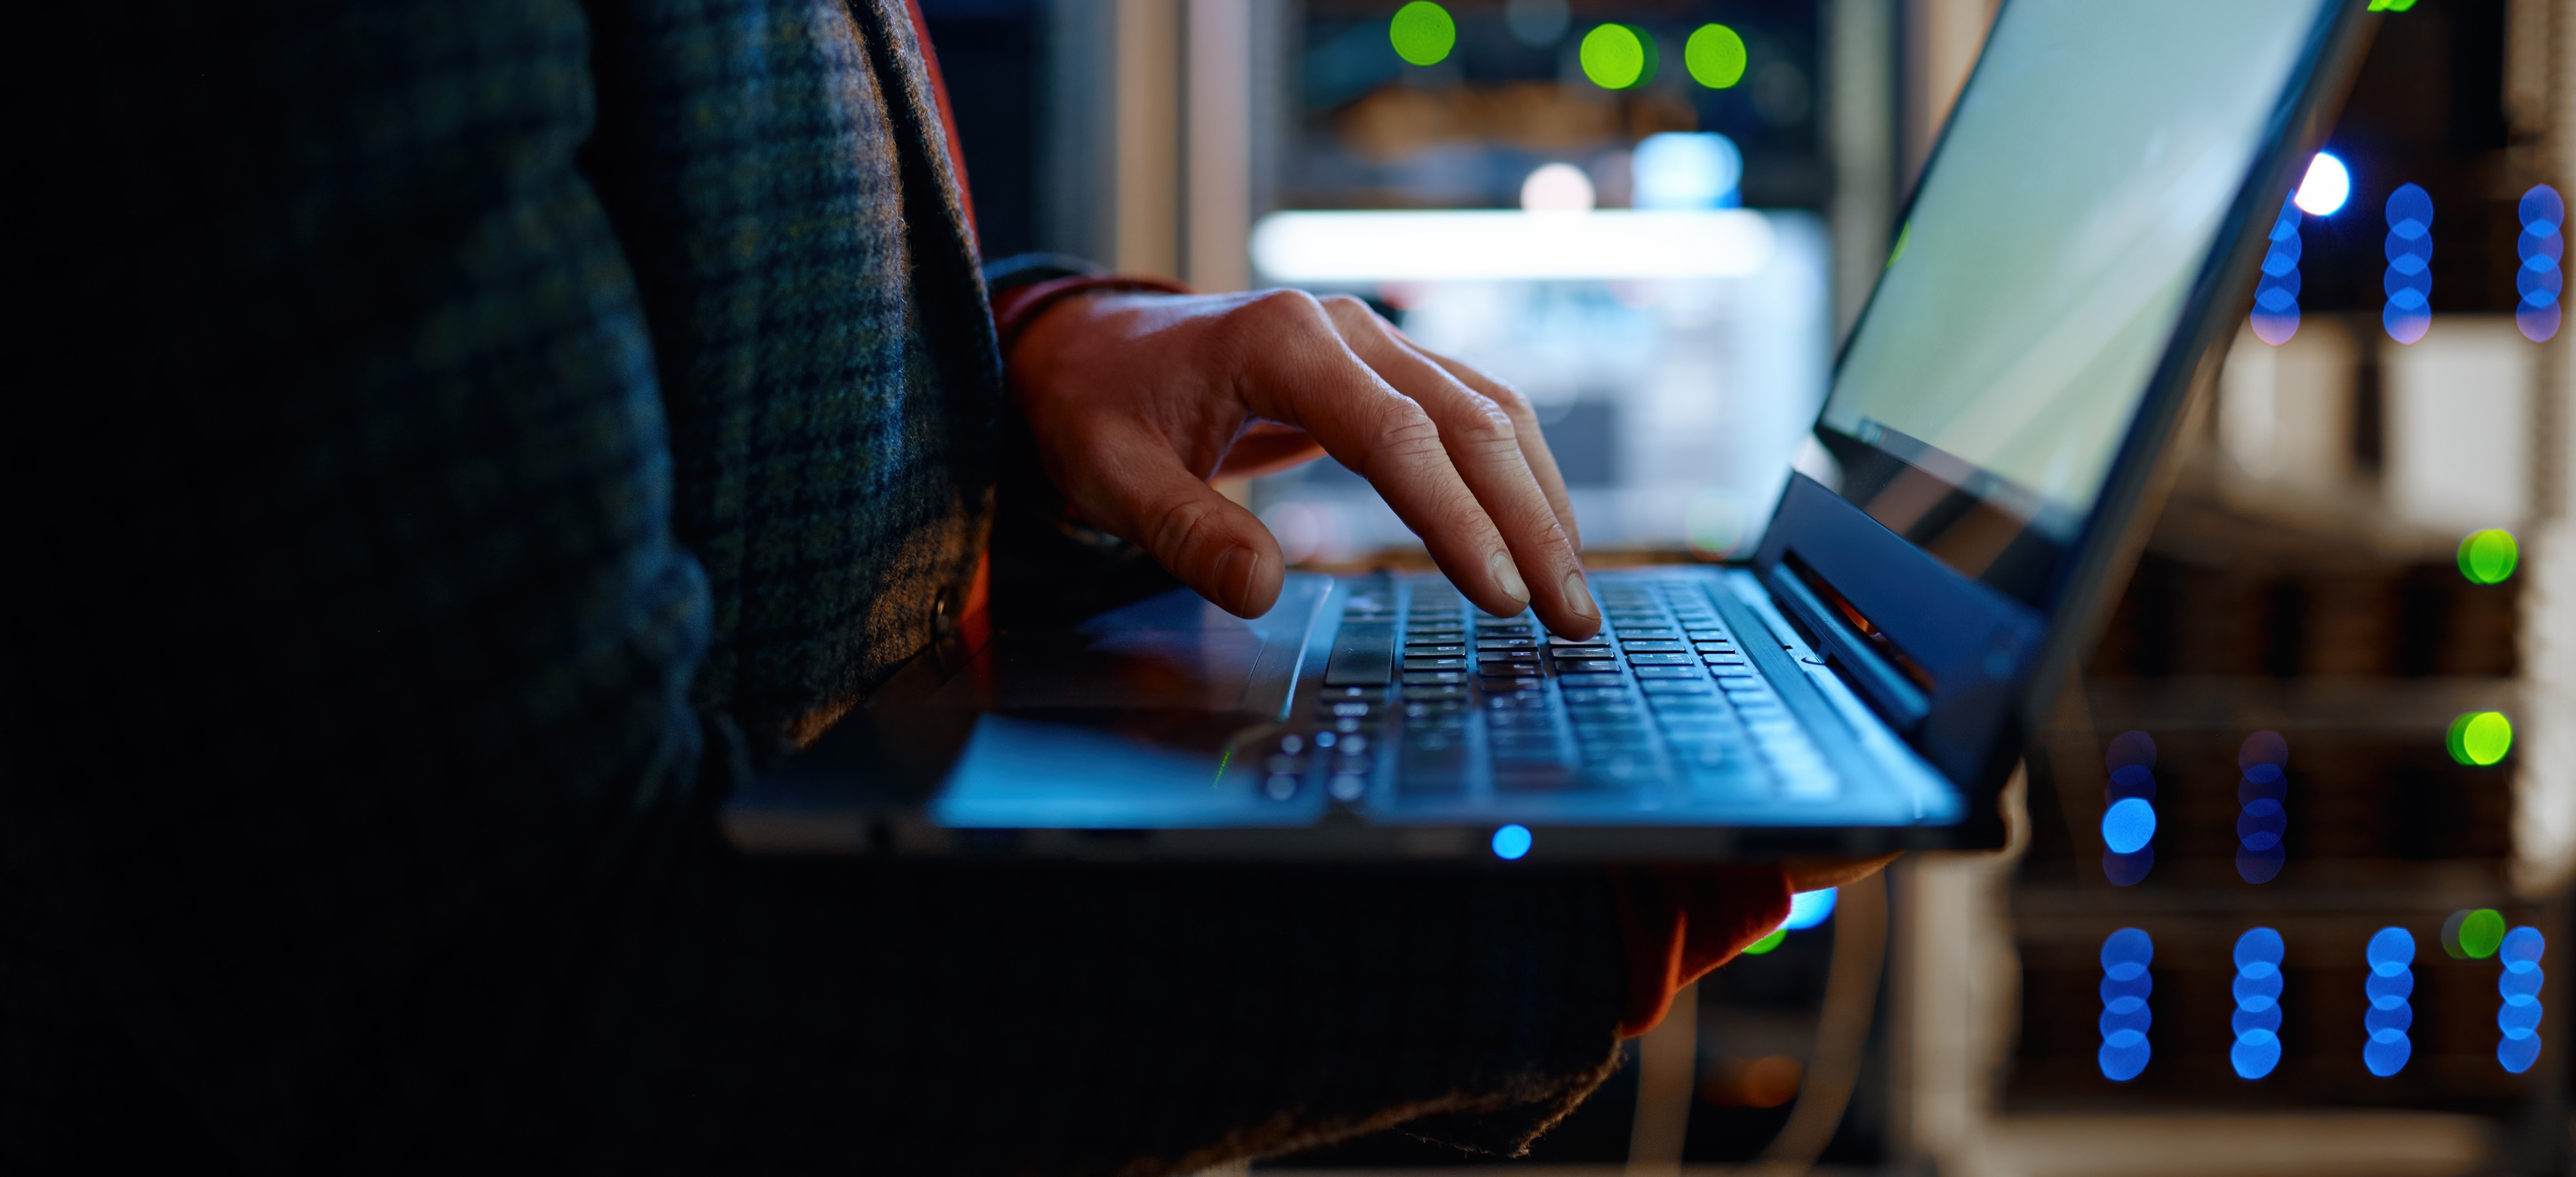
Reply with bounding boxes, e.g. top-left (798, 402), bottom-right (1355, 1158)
top-left (1887, 222), bottom-right (1911, 268)
top-left (1684, 24), bottom-right (1747, 89)
top-left (1580, 24), bottom-right (1653, 90)
top-left (2457, 529), bottom-right (2519, 584)
top-left (1743, 927), bottom-right (1788, 955)
top-left (2441, 908), bottom-right (2508, 959)
top-left (2447, 711), bottom-right (2514, 767)
top-left (2367, 0), bottom-right (2419, 11)
top-left (1389, 1), bottom-right (1455, 66)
